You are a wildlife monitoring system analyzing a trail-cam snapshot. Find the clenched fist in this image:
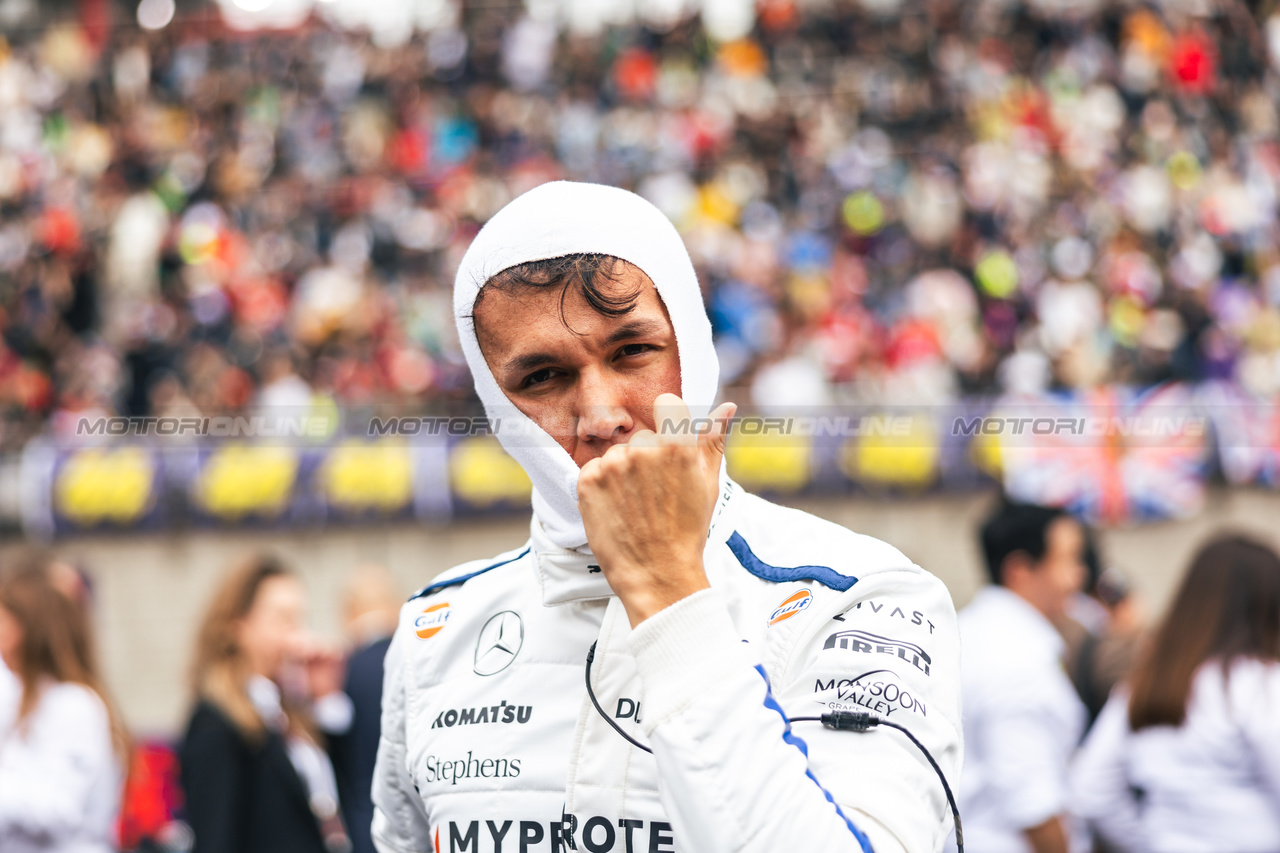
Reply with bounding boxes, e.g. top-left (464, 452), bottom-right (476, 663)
top-left (577, 393), bottom-right (737, 627)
